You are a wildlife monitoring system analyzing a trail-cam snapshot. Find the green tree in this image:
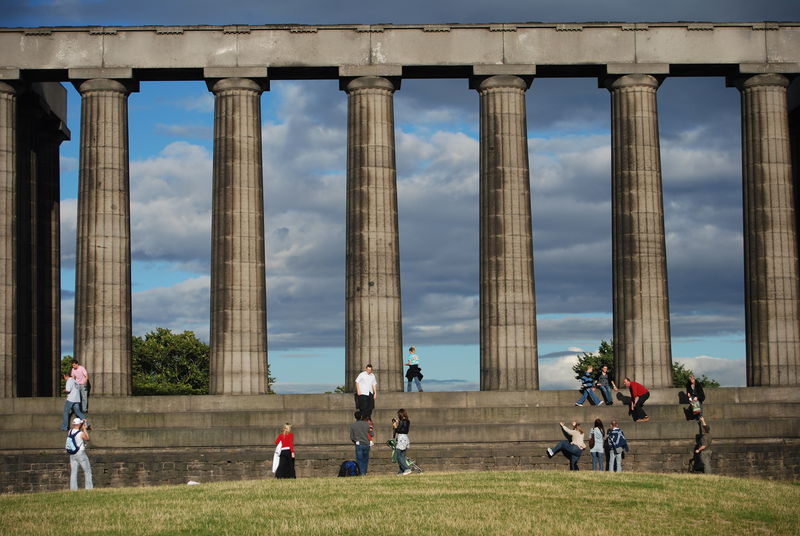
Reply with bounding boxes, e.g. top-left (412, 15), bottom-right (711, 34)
top-left (59, 354), bottom-right (73, 392)
top-left (131, 328), bottom-right (275, 395)
top-left (573, 340), bottom-right (720, 387)
top-left (572, 340), bottom-right (614, 380)
top-left (672, 361), bottom-right (720, 388)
